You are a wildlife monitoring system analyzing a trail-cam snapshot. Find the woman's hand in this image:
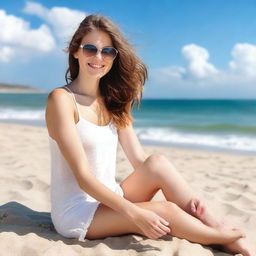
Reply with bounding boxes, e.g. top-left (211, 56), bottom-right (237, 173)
top-left (190, 198), bottom-right (205, 217)
top-left (190, 198), bottom-right (224, 229)
top-left (129, 207), bottom-right (171, 240)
